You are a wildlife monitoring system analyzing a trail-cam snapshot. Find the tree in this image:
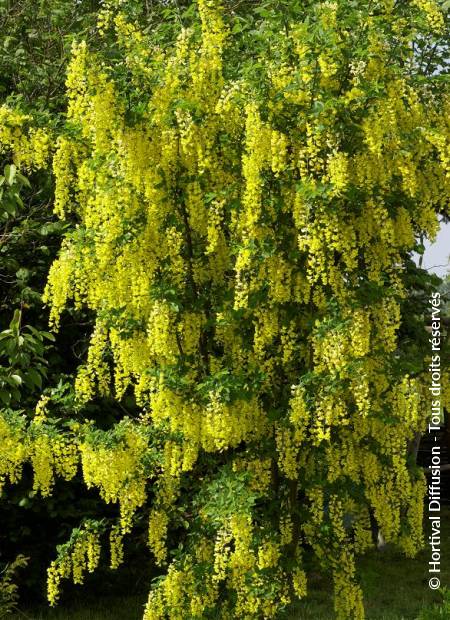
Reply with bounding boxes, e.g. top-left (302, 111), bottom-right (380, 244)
top-left (0, 0), bottom-right (449, 618)
top-left (0, 0), bottom-right (103, 113)
top-left (0, 1), bottom-right (136, 604)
